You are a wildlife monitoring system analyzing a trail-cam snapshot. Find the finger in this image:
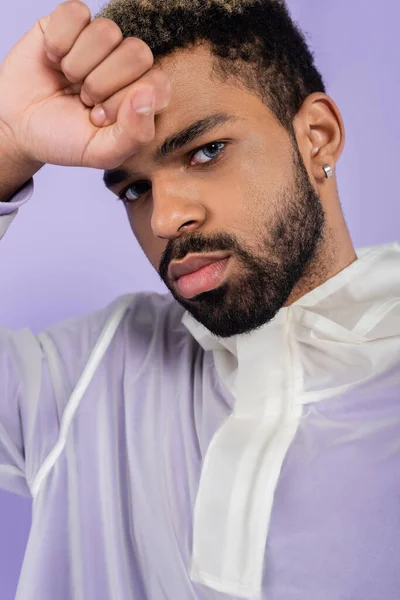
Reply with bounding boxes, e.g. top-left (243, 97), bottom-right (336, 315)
top-left (83, 86), bottom-right (157, 169)
top-left (77, 36), bottom-right (153, 107)
top-left (90, 68), bottom-right (171, 127)
top-left (60, 17), bottom-right (123, 88)
top-left (43, 1), bottom-right (91, 63)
